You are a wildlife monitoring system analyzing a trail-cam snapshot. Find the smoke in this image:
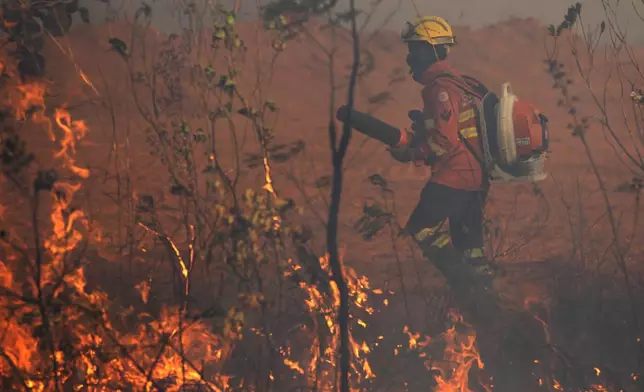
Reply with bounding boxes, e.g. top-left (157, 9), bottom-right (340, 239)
top-left (81, 0), bottom-right (644, 42)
